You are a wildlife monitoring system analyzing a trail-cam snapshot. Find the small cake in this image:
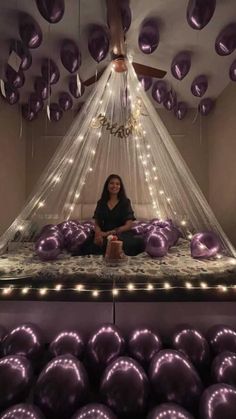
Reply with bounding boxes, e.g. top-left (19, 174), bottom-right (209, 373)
top-left (105, 235), bottom-right (126, 264)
